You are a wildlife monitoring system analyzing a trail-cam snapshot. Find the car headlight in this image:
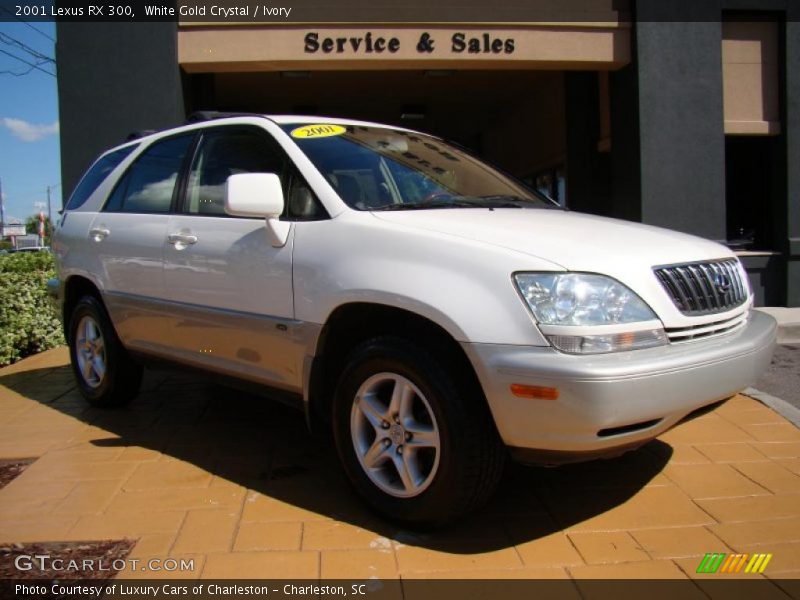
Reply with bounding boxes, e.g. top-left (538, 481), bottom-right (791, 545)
top-left (514, 273), bottom-right (668, 354)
